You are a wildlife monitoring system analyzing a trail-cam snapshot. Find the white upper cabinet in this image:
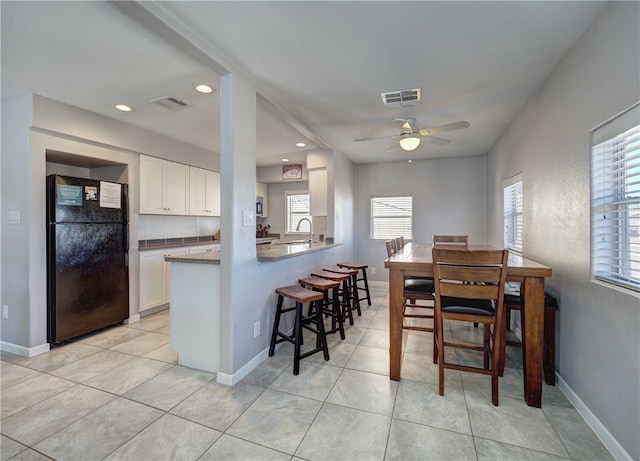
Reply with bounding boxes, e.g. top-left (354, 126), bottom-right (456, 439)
top-left (190, 167), bottom-right (220, 216)
top-left (309, 168), bottom-right (327, 216)
top-left (140, 155), bottom-right (189, 215)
